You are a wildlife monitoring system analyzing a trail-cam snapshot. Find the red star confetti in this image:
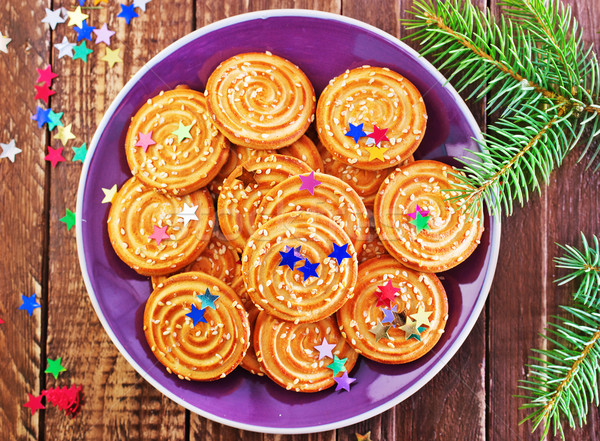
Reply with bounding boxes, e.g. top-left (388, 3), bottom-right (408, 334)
top-left (367, 125), bottom-right (389, 145)
top-left (34, 85), bottom-right (56, 104)
top-left (36, 65), bottom-right (58, 86)
top-left (45, 146), bottom-right (66, 168)
top-left (43, 385), bottom-right (82, 416)
top-left (376, 281), bottom-right (399, 307)
top-left (149, 225), bottom-right (169, 246)
top-left (23, 393), bottom-right (45, 415)
top-left (0, 317), bottom-right (4, 324)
